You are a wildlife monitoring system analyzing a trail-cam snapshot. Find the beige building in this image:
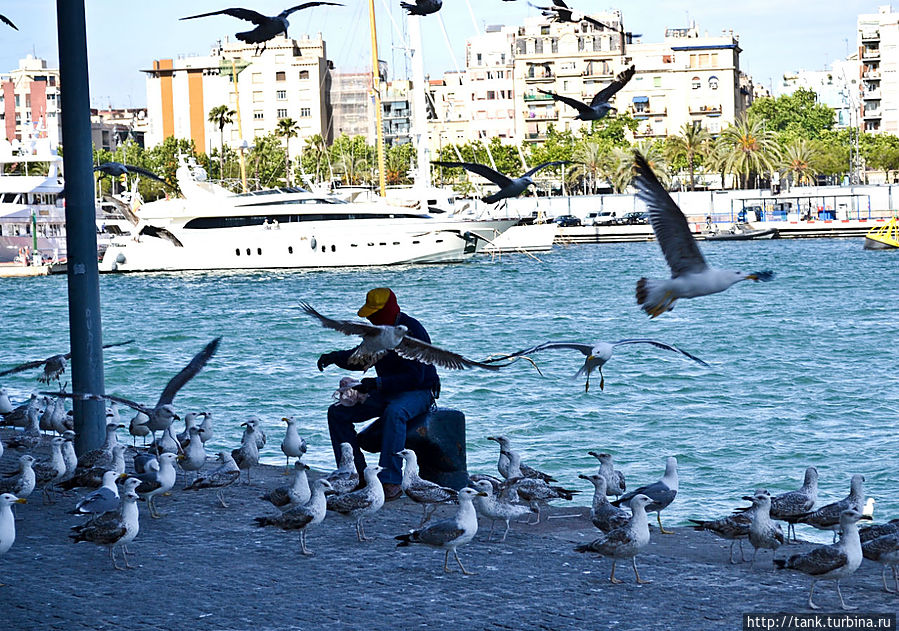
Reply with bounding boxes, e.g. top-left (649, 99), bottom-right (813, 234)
top-left (466, 25), bottom-right (518, 143)
top-left (427, 72), bottom-right (471, 154)
top-left (858, 5), bottom-right (899, 134)
top-left (143, 35), bottom-right (332, 156)
top-left (0, 56), bottom-right (61, 149)
top-left (330, 72), bottom-right (374, 139)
